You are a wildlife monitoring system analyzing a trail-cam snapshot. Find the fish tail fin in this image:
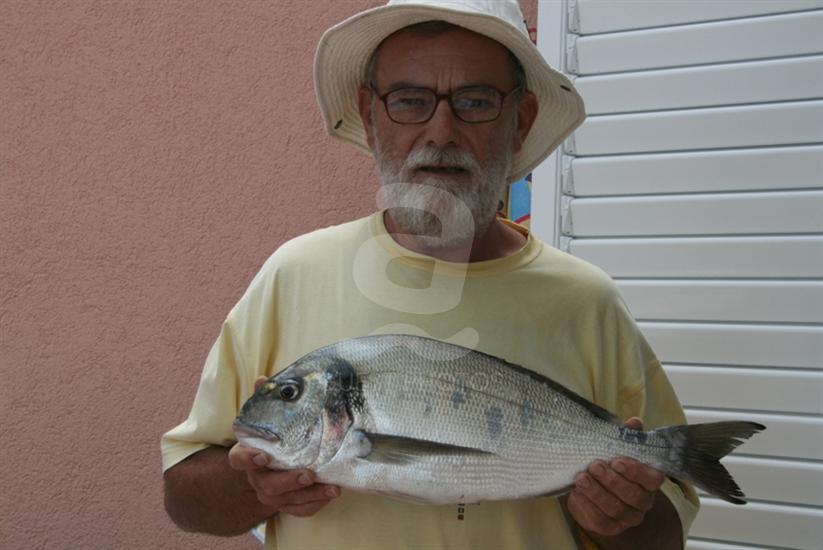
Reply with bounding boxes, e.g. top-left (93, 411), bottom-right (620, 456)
top-left (656, 421), bottom-right (766, 505)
